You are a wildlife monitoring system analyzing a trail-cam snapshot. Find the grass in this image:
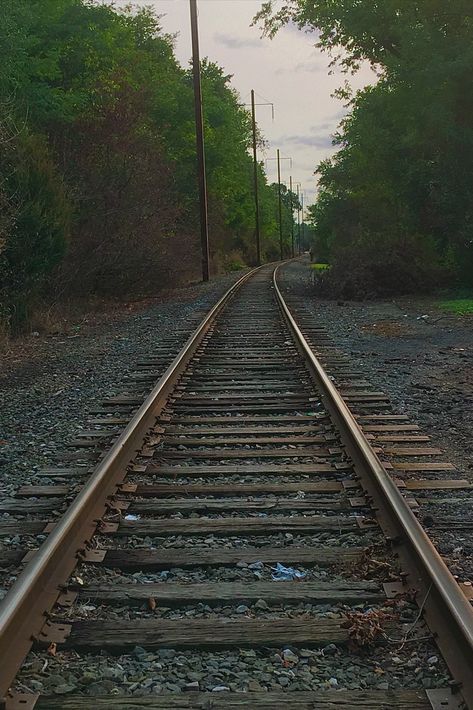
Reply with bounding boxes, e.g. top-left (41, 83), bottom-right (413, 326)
top-left (310, 262), bottom-right (330, 271)
top-left (438, 298), bottom-right (473, 315)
